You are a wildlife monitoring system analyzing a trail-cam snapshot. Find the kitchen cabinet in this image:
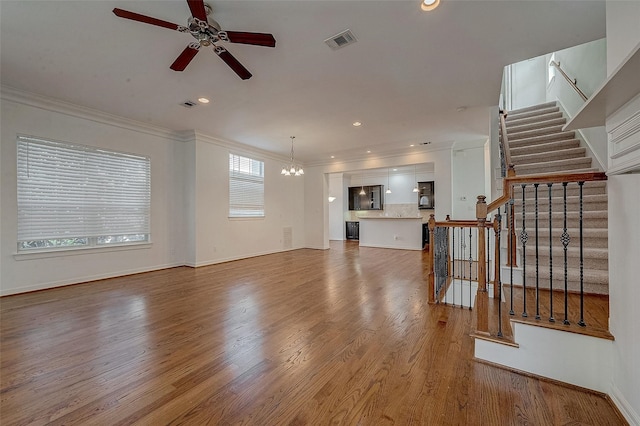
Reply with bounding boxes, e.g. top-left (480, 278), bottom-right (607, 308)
top-left (418, 181), bottom-right (435, 209)
top-left (348, 185), bottom-right (383, 210)
top-left (346, 221), bottom-right (360, 240)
